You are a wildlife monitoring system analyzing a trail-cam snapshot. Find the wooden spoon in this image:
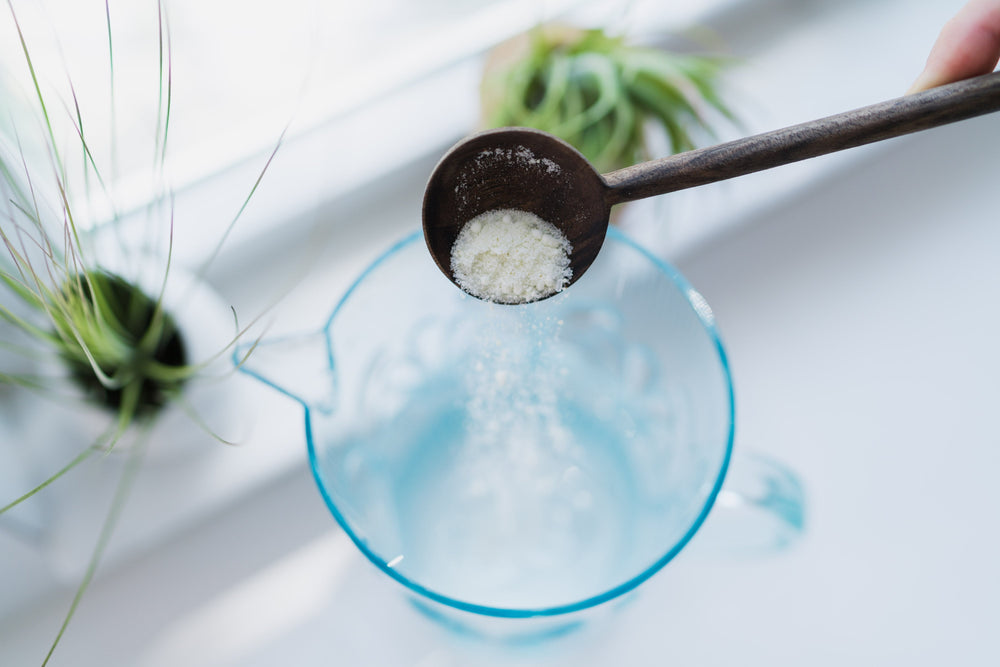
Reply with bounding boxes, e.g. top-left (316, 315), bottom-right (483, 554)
top-left (423, 71), bottom-right (1000, 302)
